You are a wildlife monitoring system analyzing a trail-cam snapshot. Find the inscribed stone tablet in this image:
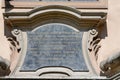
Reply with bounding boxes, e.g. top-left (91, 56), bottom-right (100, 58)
top-left (20, 23), bottom-right (88, 71)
